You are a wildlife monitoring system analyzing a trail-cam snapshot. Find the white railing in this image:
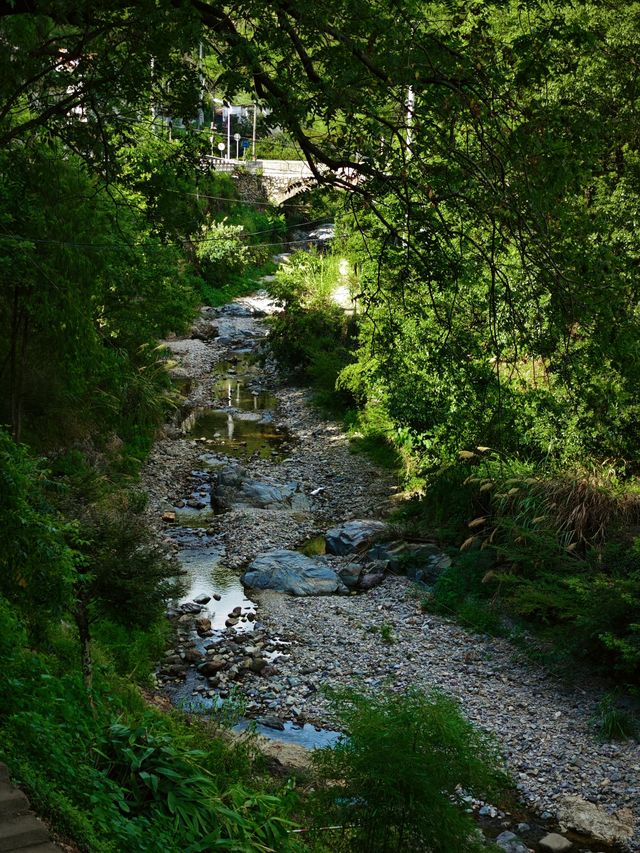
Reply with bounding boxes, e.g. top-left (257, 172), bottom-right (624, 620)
top-left (203, 156), bottom-right (314, 179)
